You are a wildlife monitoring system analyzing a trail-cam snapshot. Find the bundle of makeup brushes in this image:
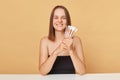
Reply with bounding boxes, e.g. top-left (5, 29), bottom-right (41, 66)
top-left (65, 25), bottom-right (78, 38)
